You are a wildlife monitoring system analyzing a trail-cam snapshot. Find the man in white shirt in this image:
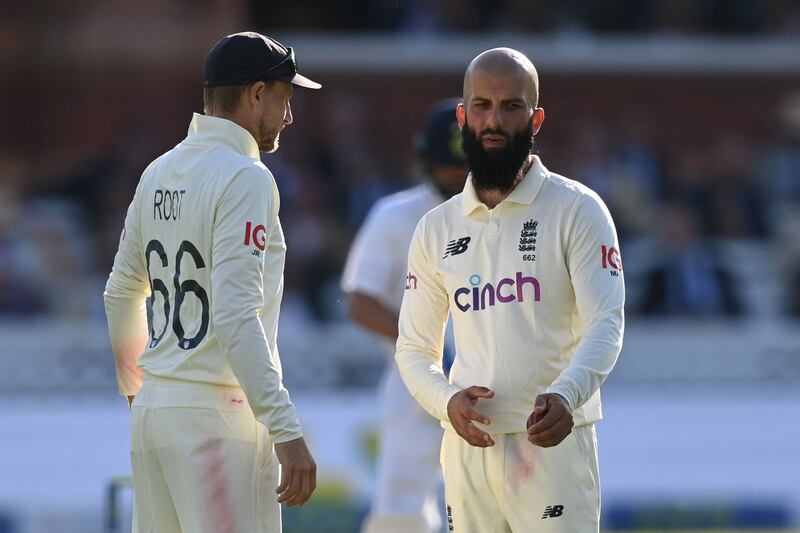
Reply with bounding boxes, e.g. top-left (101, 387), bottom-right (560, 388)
top-left (104, 32), bottom-right (319, 533)
top-left (396, 48), bottom-right (625, 532)
top-left (342, 99), bottom-right (467, 533)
